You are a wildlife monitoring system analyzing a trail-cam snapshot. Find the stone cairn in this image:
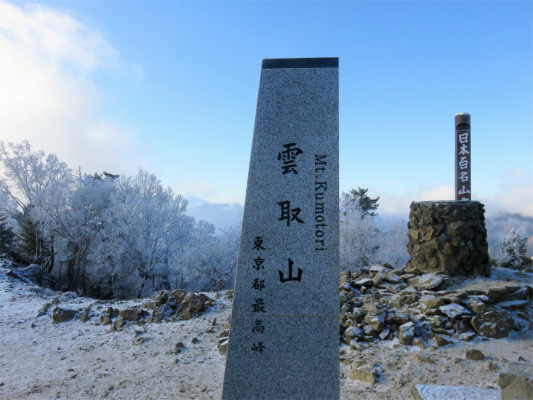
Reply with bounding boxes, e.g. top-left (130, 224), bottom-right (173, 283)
top-left (406, 201), bottom-right (490, 277)
top-left (339, 264), bottom-right (532, 349)
top-left (44, 289), bottom-right (216, 330)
